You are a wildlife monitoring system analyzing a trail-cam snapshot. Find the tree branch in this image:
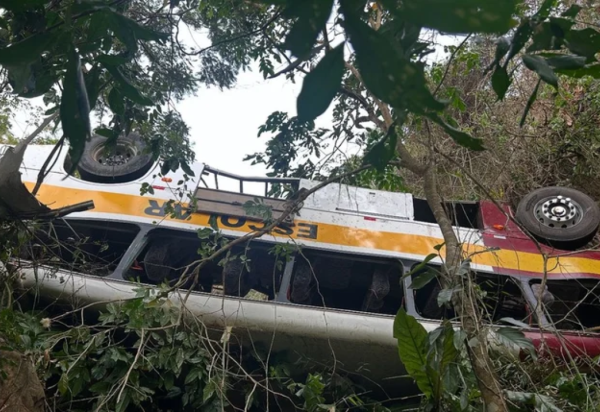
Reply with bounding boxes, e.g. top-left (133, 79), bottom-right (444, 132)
top-left (18, 200), bottom-right (94, 220)
top-left (339, 87), bottom-right (385, 130)
top-left (14, 112), bottom-right (59, 156)
top-left (181, 11), bottom-right (282, 56)
top-left (31, 135), bottom-right (66, 196)
top-left (433, 34), bottom-right (472, 97)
